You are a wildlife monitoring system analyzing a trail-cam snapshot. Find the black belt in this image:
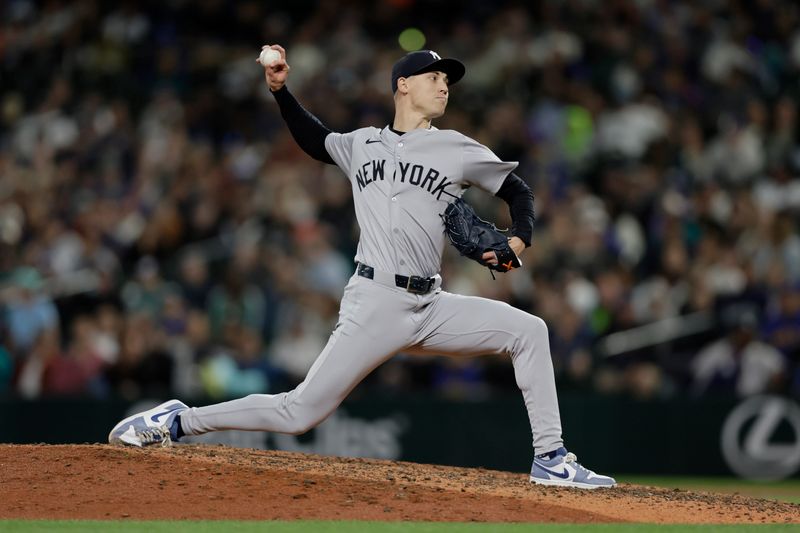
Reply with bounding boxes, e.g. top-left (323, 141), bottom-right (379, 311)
top-left (356, 262), bottom-right (436, 294)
